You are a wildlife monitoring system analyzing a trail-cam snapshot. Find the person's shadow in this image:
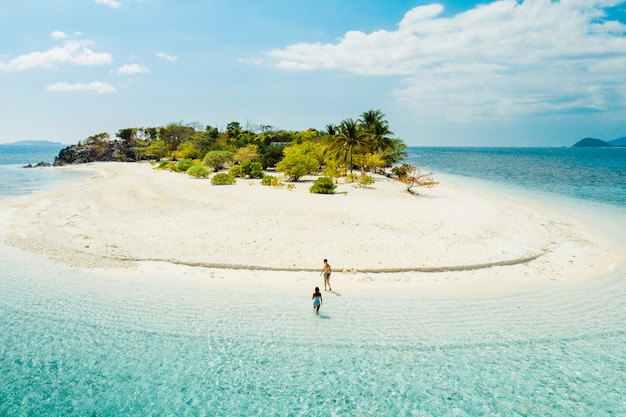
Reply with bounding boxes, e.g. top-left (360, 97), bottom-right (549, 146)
top-left (327, 290), bottom-right (341, 297)
top-left (317, 313), bottom-right (331, 319)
